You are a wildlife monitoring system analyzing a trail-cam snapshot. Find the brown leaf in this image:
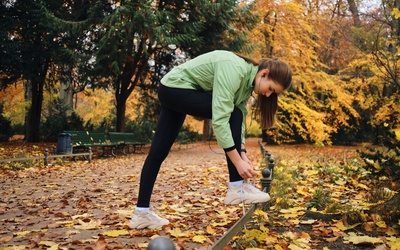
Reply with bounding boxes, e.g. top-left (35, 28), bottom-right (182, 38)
top-left (324, 236), bottom-right (339, 242)
top-left (94, 236), bottom-right (106, 250)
